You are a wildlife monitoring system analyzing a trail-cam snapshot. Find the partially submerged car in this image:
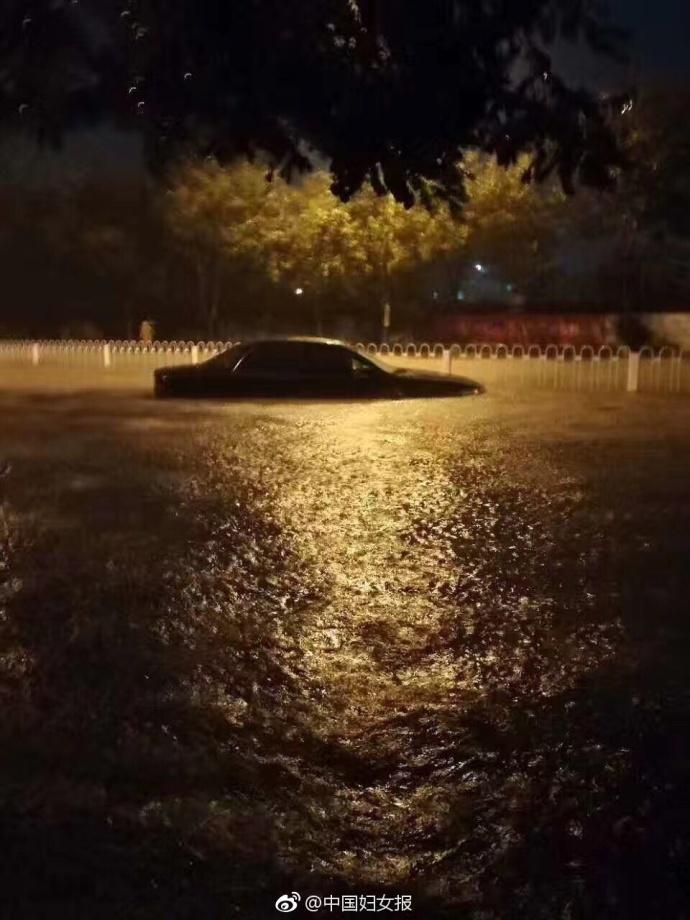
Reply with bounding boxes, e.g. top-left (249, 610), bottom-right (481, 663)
top-left (153, 337), bottom-right (485, 399)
